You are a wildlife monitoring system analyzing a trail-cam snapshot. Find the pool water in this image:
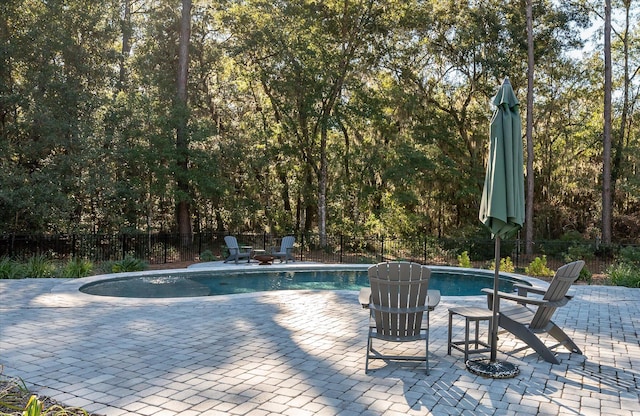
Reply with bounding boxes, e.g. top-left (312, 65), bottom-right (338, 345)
top-left (80, 269), bottom-right (526, 298)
